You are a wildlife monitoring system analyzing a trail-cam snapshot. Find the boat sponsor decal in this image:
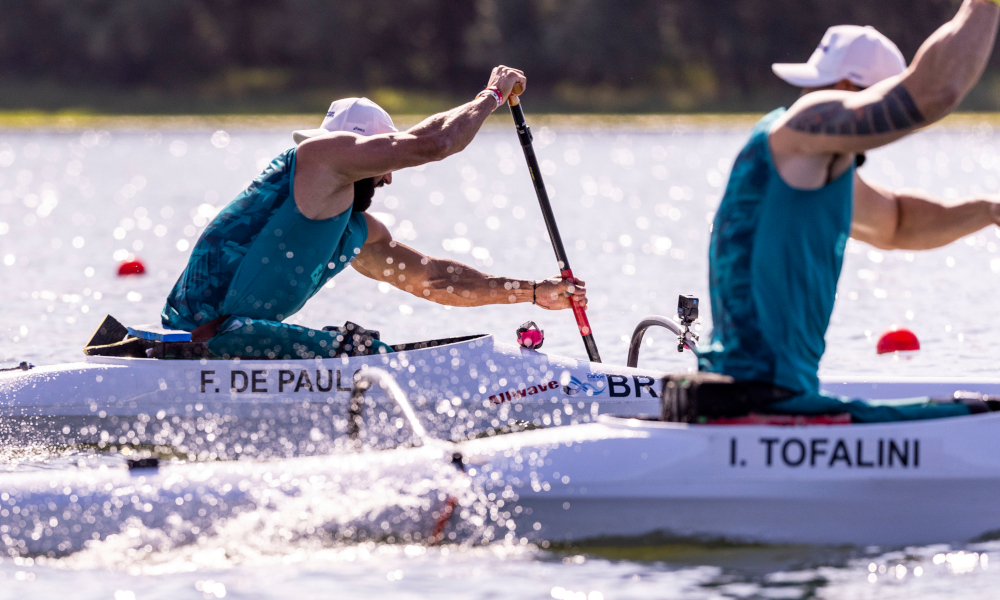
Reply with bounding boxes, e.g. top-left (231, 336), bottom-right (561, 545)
top-left (729, 436), bottom-right (920, 469)
top-left (199, 369), bottom-right (354, 394)
top-left (489, 381), bottom-right (560, 405)
top-left (607, 375), bottom-right (659, 398)
top-left (488, 373), bottom-right (659, 404)
top-left (562, 373), bottom-right (608, 397)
